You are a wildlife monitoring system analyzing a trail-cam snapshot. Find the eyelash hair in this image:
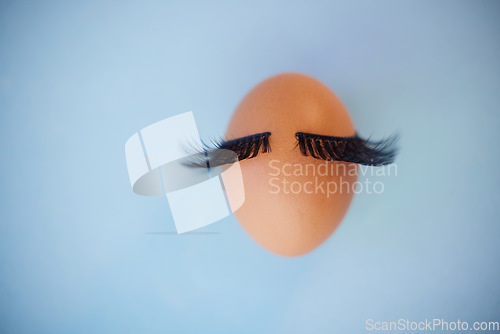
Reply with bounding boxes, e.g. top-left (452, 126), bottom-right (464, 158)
top-left (184, 132), bottom-right (271, 168)
top-left (295, 132), bottom-right (398, 166)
